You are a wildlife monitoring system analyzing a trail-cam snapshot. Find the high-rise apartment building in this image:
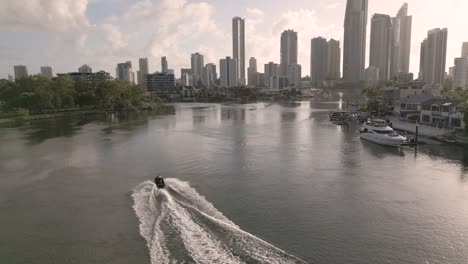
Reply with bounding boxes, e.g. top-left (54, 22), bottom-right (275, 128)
top-left (116, 61), bottom-right (135, 84)
top-left (233, 17), bottom-right (245, 85)
top-left (248, 57), bottom-right (258, 86)
top-left (369, 13), bottom-right (393, 81)
top-left (287, 64), bottom-right (302, 88)
top-left (343, 0), bottom-right (368, 82)
top-left (202, 63), bottom-right (217, 88)
top-left (220, 57), bottom-right (238, 88)
top-left (391, 3), bottom-right (412, 76)
top-left (280, 30), bottom-right (298, 76)
top-left (326, 39), bottom-right (341, 80)
top-left (40, 66), bottom-right (53, 79)
top-left (161, 57), bottom-right (168, 73)
top-left (191, 53), bottom-right (204, 86)
top-left (311, 37), bottom-right (328, 85)
top-left (419, 28), bottom-right (448, 85)
top-left (264, 62), bottom-right (280, 89)
top-left (454, 57), bottom-right (468, 89)
top-left (137, 58), bottom-right (149, 86)
top-left (14, 65), bottom-right (28, 80)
